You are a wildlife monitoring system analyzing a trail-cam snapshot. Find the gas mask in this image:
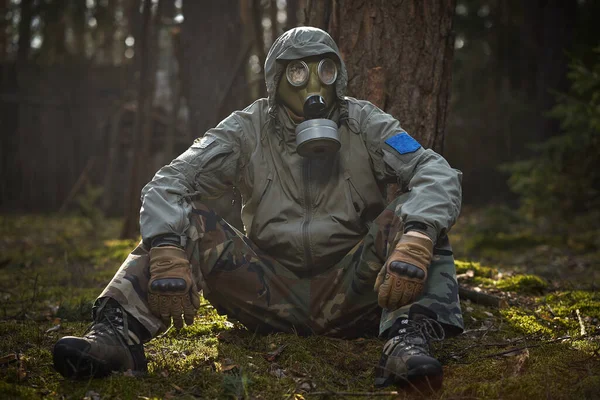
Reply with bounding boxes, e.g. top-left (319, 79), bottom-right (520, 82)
top-left (277, 56), bottom-right (340, 158)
